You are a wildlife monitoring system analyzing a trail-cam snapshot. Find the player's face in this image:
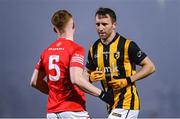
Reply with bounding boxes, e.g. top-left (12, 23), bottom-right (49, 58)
top-left (95, 14), bottom-right (116, 40)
